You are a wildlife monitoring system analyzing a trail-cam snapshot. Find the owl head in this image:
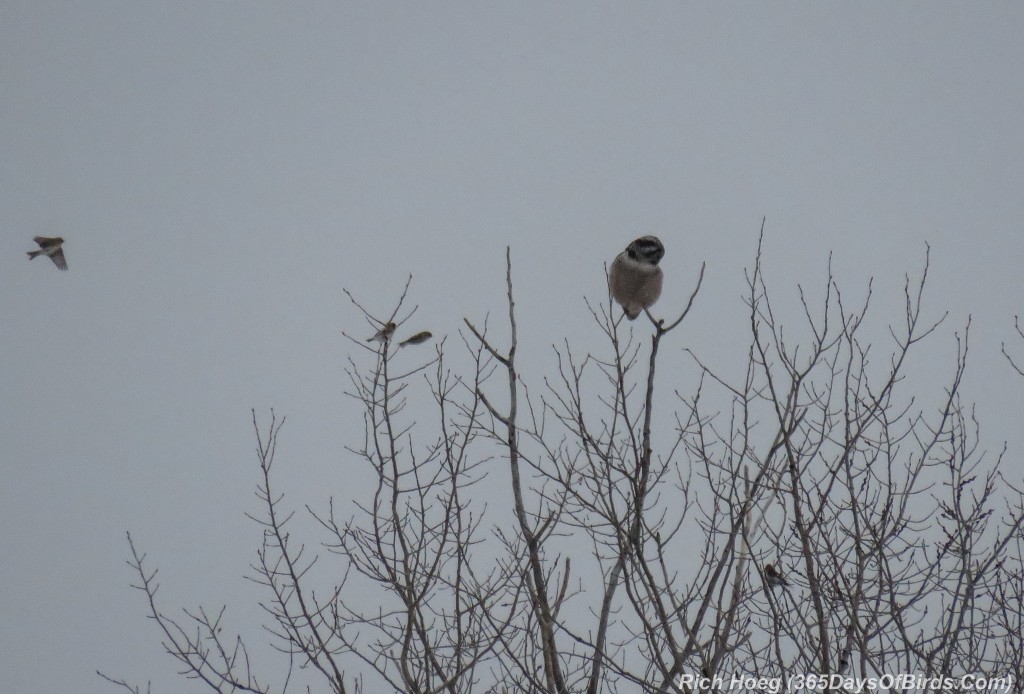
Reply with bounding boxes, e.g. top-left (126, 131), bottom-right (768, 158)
top-left (625, 235), bottom-right (665, 265)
